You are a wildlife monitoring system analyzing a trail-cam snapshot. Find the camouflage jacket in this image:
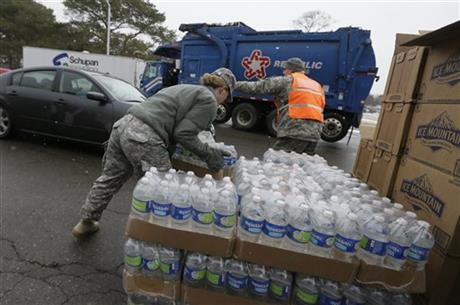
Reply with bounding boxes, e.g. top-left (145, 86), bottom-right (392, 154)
top-left (234, 75), bottom-right (323, 142)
